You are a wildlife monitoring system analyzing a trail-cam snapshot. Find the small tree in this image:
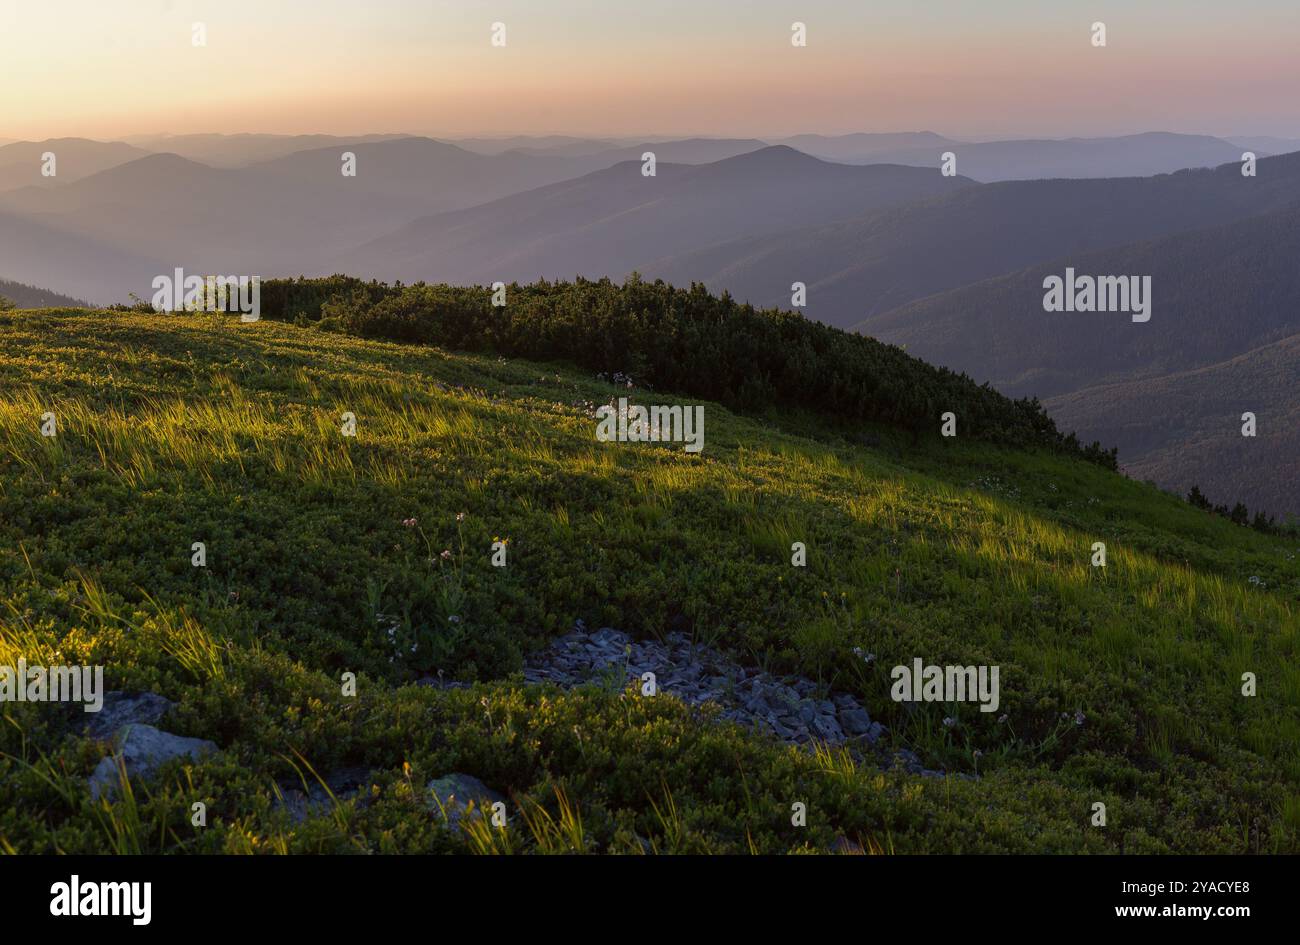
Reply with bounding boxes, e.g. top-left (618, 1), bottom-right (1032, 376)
top-left (0, 295), bottom-right (14, 311)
